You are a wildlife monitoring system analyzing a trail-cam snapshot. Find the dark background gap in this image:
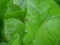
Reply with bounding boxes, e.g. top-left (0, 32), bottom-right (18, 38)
top-left (54, 0), bottom-right (60, 7)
